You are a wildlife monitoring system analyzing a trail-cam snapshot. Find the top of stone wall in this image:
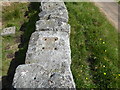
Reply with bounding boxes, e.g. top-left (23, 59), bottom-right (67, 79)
top-left (12, 1), bottom-right (76, 89)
